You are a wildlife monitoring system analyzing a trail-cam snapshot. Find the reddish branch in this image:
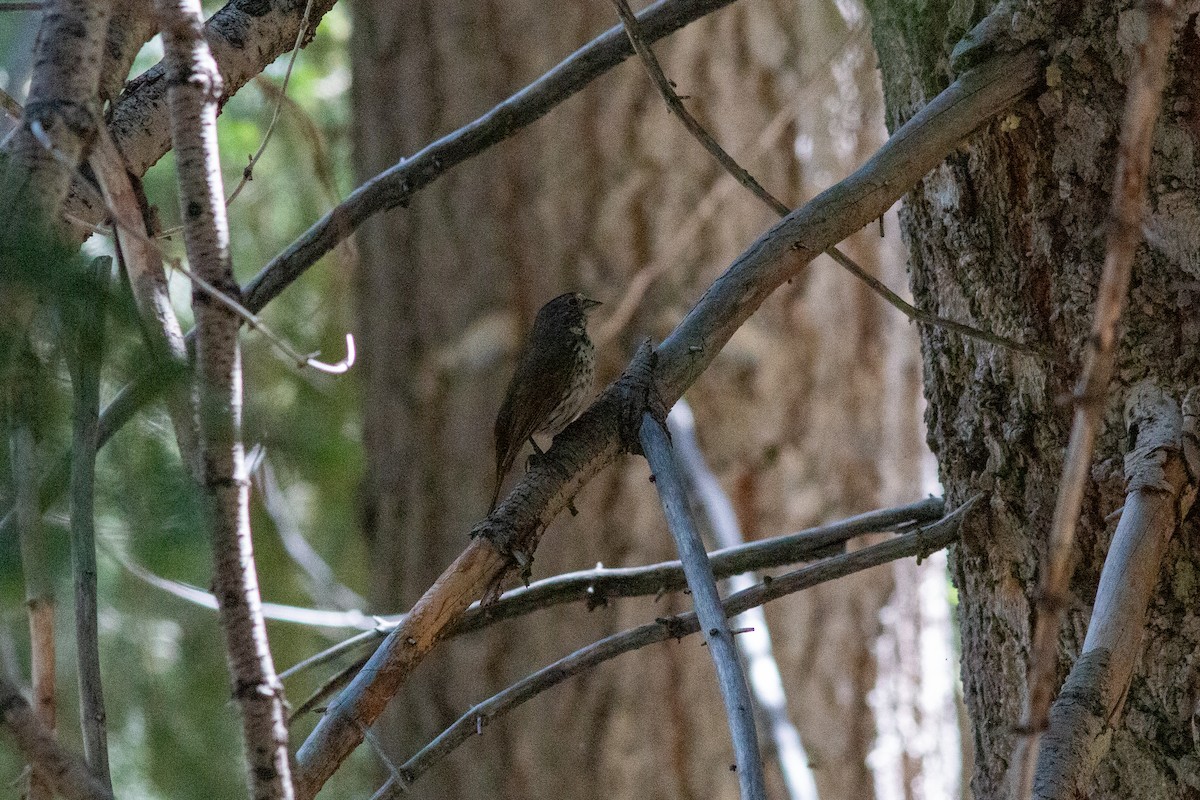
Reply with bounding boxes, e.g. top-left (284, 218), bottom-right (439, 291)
top-left (293, 49), bottom-right (1044, 797)
top-left (1013, 2), bottom-right (1178, 796)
